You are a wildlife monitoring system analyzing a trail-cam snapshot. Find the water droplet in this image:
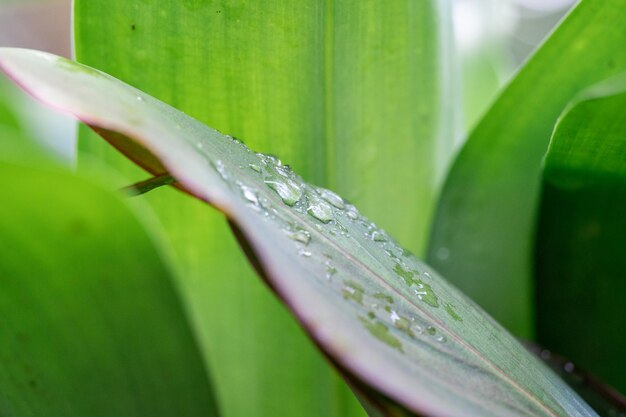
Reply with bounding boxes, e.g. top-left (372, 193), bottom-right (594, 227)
top-left (136, 96), bottom-right (145, 102)
top-left (249, 164), bottom-right (262, 173)
top-left (325, 262), bottom-right (337, 280)
top-left (540, 349), bottom-right (551, 360)
top-left (358, 316), bottom-right (403, 353)
top-left (275, 165), bottom-right (292, 178)
top-left (346, 207), bottom-right (359, 220)
top-left (323, 254), bottom-right (337, 281)
top-left (413, 281), bottom-right (439, 308)
top-left (307, 198), bottom-right (334, 223)
top-left (426, 326), bottom-right (437, 336)
top-left (257, 152), bottom-right (282, 167)
top-left (212, 159), bottom-right (229, 180)
top-left (444, 303), bottom-right (462, 322)
top-left (386, 242), bottom-right (404, 254)
top-left (239, 183), bottom-right (259, 205)
top-left (258, 196), bottom-right (272, 209)
top-left (335, 222), bottom-right (349, 235)
top-left (389, 310), bottom-right (400, 322)
top-left (564, 362), bottom-right (575, 373)
top-left (298, 249), bottom-right (312, 257)
top-left (370, 230), bottom-right (387, 242)
top-left (318, 188), bottom-right (345, 209)
top-left (264, 178), bottom-right (303, 206)
top-left (289, 229), bottom-right (311, 245)
top-left (390, 310), bottom-right (414, 337)
top-left (393, 263), bottom-right (418, 286)
top-left (342, 280), bottom-right (364, 304)
top-left (392, 264), bottom-right (439, 307)
top-left (373, 292), bottom-right (394, 304)
top-left (384, 248), bottom-right (400, 260)
top-left (436, 335), bottom-right (447, 343)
